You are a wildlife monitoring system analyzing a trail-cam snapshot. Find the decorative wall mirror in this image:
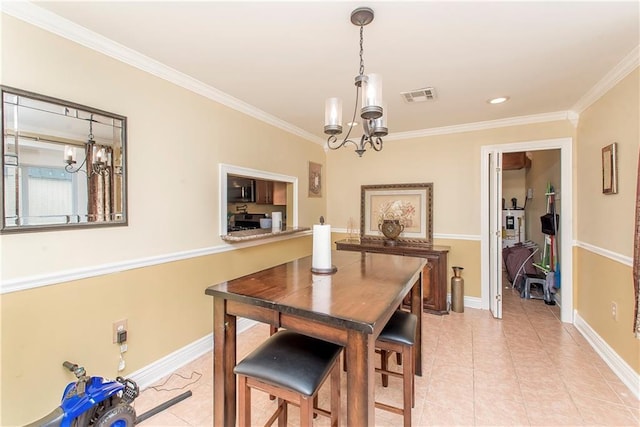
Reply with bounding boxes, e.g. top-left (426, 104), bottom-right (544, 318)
top-left (1, 86), bottom-right (127, 232)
